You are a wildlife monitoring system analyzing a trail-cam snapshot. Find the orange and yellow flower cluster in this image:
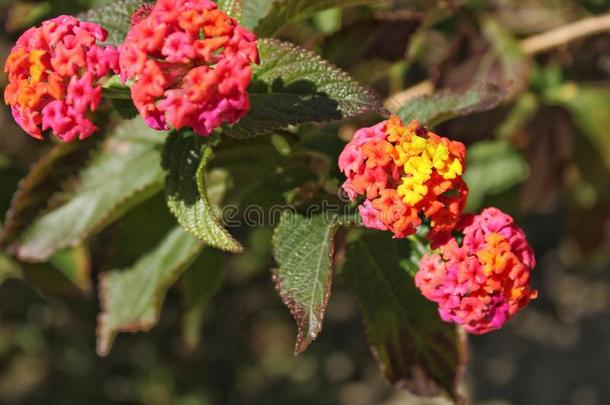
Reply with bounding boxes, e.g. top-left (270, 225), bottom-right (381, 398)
top-left (119, 0), bottom-right (259, 136)
top-left (4, 16), bottom-right (119, 141)
top-left (415, 208), bottom-right (537, 334)
top-left (339, 116), bottom-right (468, 244)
